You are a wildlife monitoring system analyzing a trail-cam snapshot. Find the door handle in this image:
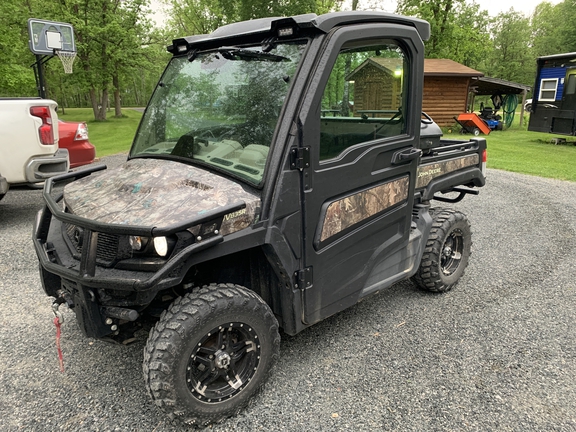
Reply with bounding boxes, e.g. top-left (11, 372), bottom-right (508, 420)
top-left (392, 147), bottom-right (422, 165)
